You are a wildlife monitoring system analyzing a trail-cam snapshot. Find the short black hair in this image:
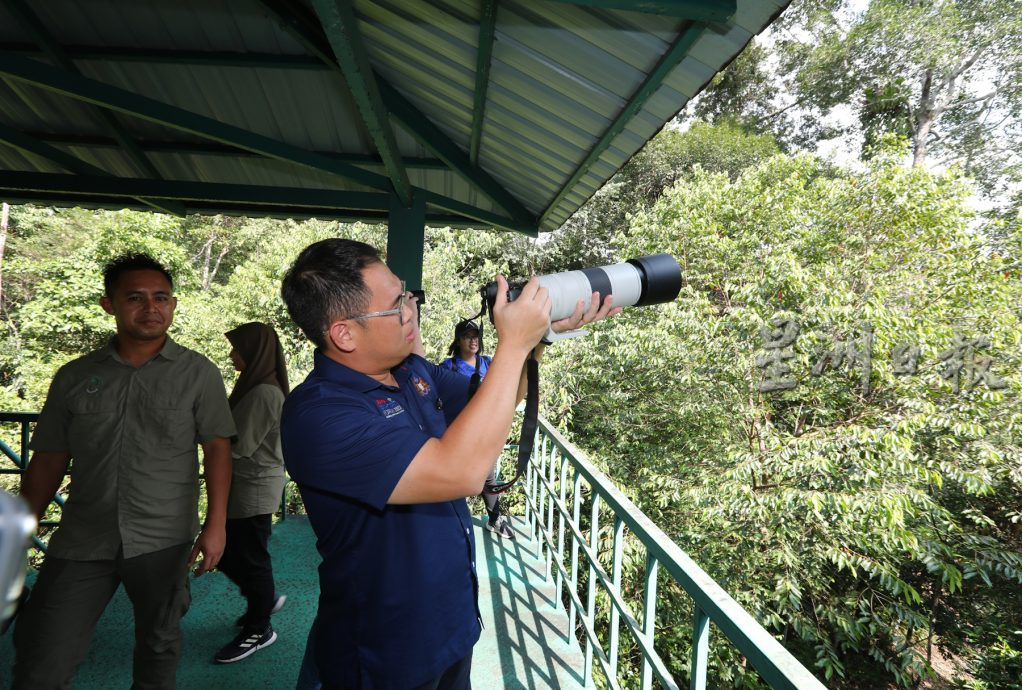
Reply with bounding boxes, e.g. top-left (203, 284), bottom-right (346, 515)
top-left (281, 238), bottom-right (382, 349)
top-left (103, 253), bottom-right (173, 297)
